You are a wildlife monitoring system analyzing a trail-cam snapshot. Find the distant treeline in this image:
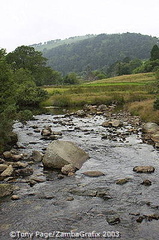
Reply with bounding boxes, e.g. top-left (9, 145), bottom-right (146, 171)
top-left (32, 33), bottom-right (159, 76)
